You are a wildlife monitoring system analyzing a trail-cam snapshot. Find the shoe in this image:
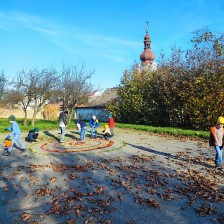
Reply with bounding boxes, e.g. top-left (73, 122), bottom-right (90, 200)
top-left (218, 165), bottom-right (223, 169)
top-left (2, 151), bottom-right (10, 156)
top-left (94, 136), bottom-right (97, 139)
top-left (215, 163), bottom-right (223, 169)
top-left (20, 148), bottom-right (27, 153)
